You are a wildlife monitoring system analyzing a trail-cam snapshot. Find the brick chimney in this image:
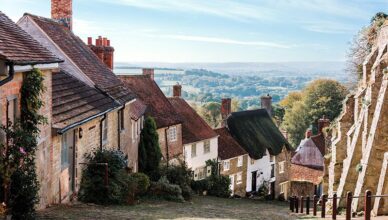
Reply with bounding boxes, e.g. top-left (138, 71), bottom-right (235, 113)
top-left (221, 98), bottom-right (232, 120)
top-left (173, 83), bottom-right (182, 97)
top-left (87, 36), bottom-right (115, 70)
top-left (318, 116), bottom-right (330, 135)
top-left (51, 0), bottom-right (72, 30)
top-left (142, 68), bottom-right (154, 80)
top-left (261, 94), bottom-right (273, 117)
